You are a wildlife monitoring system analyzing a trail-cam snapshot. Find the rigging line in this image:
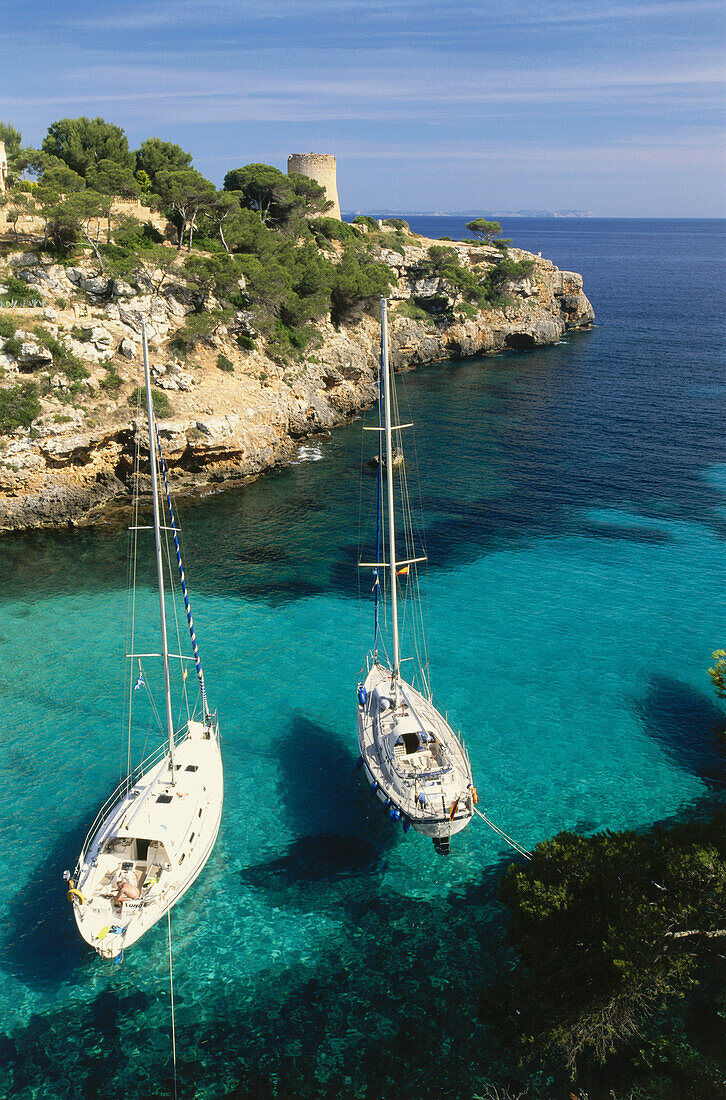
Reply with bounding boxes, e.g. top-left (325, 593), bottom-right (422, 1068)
top-left (357, 403), bottom-right (365, 660)
top-left (143, 671), bottom-right (166, 740)
top-left (168, 909), bottom-right (179, 1100)
top-left (391, 407), bottom-right (425, 689)
top-left (400, 398), bottom-right (430, 682)
top-left (154, 422), bottom-right (209, 718)
top-left (121, 405), bottom-right (137, 786)
top-left (124, 394), bottom-right (143, 788)
top-left (473, 807), bottom-right (533, 860)
top-left (374, 324), bottom-right (385, 658)
top-left (166, 489), bottom-right (193, 722)
top-left (159, 484), bottom-right (190, 727)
